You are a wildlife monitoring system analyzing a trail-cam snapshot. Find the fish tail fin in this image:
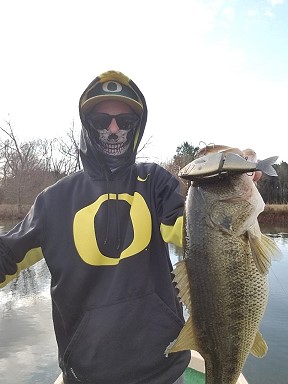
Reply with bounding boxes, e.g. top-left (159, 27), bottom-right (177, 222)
top-left (251, 330), bottom-right (268, 358)
top-left (165, 316), bottom-right (197, 356)
top-left (257, 157), bottom-right (278, 176)
top-left (248, 231), bottom-right (283, 275)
